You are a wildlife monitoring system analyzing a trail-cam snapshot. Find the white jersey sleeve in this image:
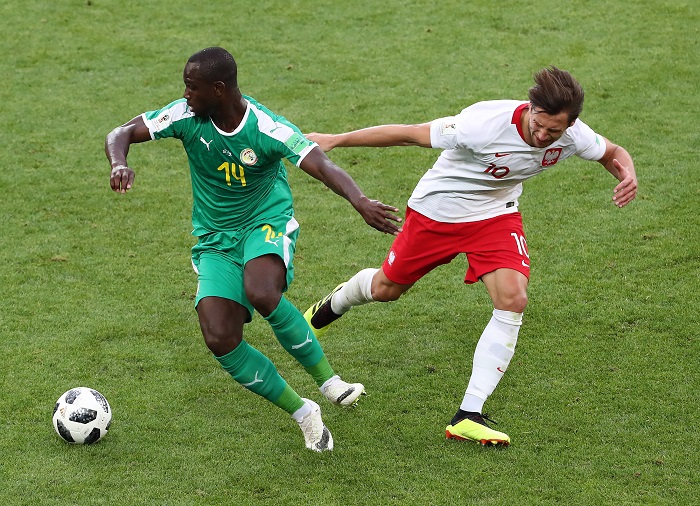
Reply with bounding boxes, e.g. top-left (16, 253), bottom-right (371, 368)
top-left (429, 105), bottom-right (491, 151)
top-left (430, 116), bottom-right (461, 150)
top-left (568, 119), bottom-right (607, 161)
